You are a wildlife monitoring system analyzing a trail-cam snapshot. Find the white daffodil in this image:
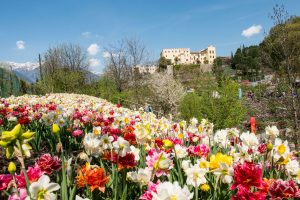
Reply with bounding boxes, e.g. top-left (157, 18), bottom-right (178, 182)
top-left (182, 160), bottom-right (192, 172)
top-left (112, 137), bottom-right (131, 157)
top-left (185, 163), bottom-right (207, 187)
top-left (130, 145), bottom-right (140, 161)
top-left (152, 181), bottom-right (193, 200)
top-left (213, 163), bottom-right (234, 184)
top-left (214, 129), bottom-right (229, 148)
top-left (26, 175), bottom-right (60, 200)
top-left (127, 167), bottom-right (152, 186)
top-left (174, 144), bottom-right (188, 159)
top-left (100, 134), bottom-right (114, 150)
top-left (92, 126), bottom-right (102, 135)
top-left (240, 131), bottom-right (259, 148)
top-left (265, 125), bottom-right (279, 139)
top-left (234, 145), bottom-right (252, 163)
top-left (134, 123), bottom-right (152, 144)
top-left (83, 132), bottom-right (102, 157)
top-left (286, 159), bottom-right (299, 176)
top-left (273, 138), bottom-right (290, 163)
top-left (227, 128), bottom-right (239, 139)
